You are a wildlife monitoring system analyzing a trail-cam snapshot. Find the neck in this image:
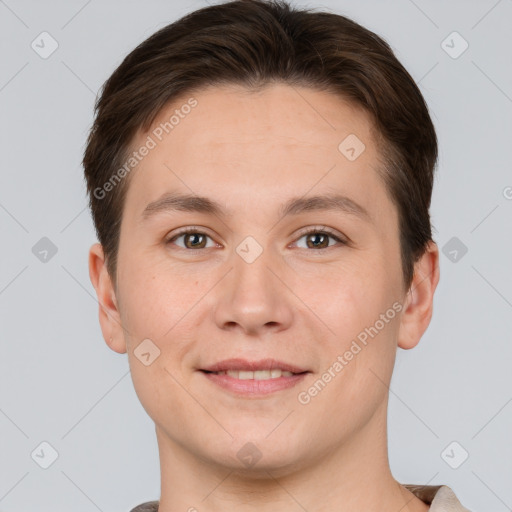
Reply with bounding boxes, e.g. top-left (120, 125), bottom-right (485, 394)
top-left (155, 402), bottom-right (428, 512)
